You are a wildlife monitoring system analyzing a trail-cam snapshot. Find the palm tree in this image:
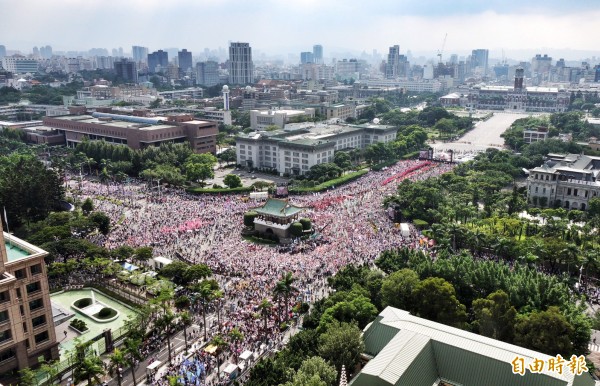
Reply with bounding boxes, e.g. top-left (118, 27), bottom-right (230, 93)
top-left (278, 272), bottom-right (298, 322)
top-left (108, 348), bottom-right (127, 386)
top-left (123, 337), bottom-right (143, 386)
top-left (156, 310), bottom-right (176, 364)
top-left (213, 289), bottom-right (224, 325)
top-left (257, 299), bottom-right (273, 340)
top-left (180, 311), bottom-right (192, 354)
top-left (76, 356), bottom-right (105, 385)
top-left (272, 281), bottom-right (286, 325)
top-left (194, 283), bottom-right (214, 342)
top-left (228, 327), bottom-right (245, 361)
top-left (211, 334), bottom-right (229, 374)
